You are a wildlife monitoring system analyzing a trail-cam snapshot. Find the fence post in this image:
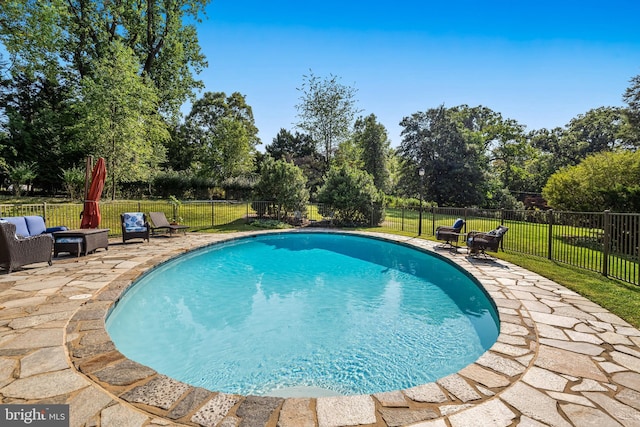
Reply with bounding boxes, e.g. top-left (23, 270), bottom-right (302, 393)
top-left (432, 206), bottom-right (437, 236)
top-left (603, 210), bottom-right (611, 278)
top-left (547, 209), bottom-right (554, 260)
top-left (211, 201), bottom-right (215, 227)
top-left (43, 202), bottom-right (47, 222)
top-left (246, 202), bottom-right (250, 224)
top-left (401, 206), bottom-right (405, 231)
